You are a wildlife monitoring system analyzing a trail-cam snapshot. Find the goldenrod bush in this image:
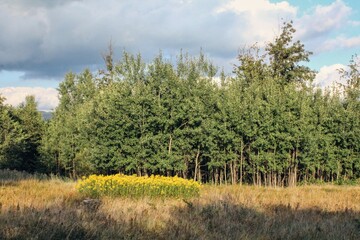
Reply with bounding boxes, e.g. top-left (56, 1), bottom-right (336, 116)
top-left (76, 174), bottom-right (201, 198)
